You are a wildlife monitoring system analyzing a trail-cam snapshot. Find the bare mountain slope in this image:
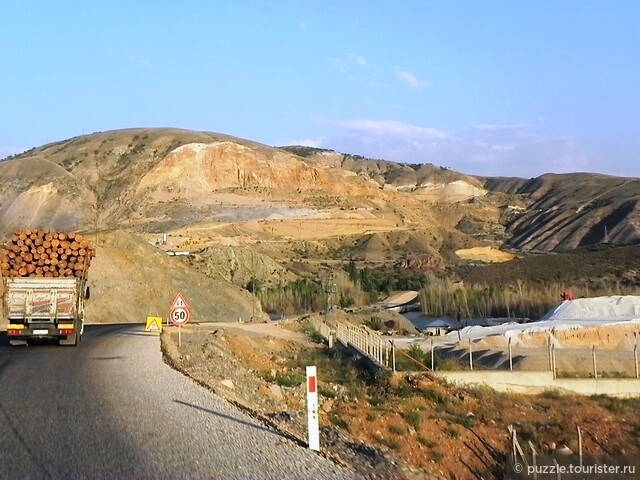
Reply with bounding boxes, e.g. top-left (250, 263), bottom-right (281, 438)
top-left (5, 129), bottom-right (388, 234)
top-left (485, 174), bottom-right (640, 250)
top-left (290, 146), bottom-right (486, 197)
top-left (84, 230), bottom-right (259, 323)
top-left (1, 128), bottom-right (638, 269)
top-left (0, 156), bottom-right (96, 237)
